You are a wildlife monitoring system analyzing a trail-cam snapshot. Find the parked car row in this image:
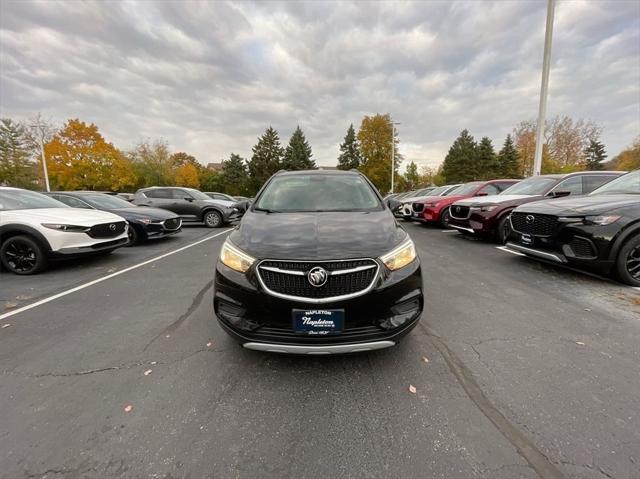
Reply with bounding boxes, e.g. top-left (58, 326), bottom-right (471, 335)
top-left (0, 186), bottom-right (240, 275)
top-left (405, 170), bottom-right (638, 286)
